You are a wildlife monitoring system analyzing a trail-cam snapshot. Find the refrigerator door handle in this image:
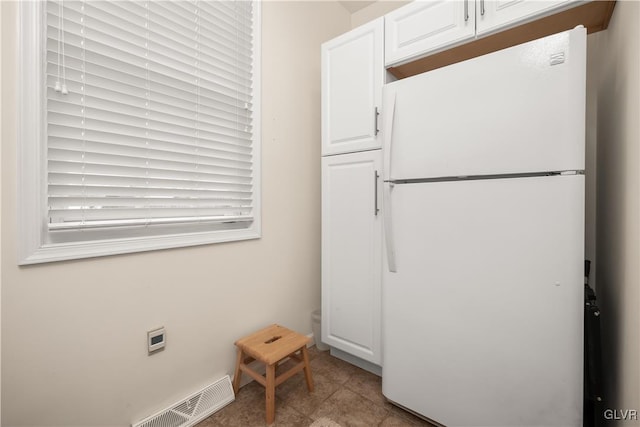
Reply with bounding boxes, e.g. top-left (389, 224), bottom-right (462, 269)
top-left (382, 88), bottom-right (398, 272)
top-left (382, 90), bottom-right (396, 182)
top-left (383, 182), bottom-right (397, 272)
